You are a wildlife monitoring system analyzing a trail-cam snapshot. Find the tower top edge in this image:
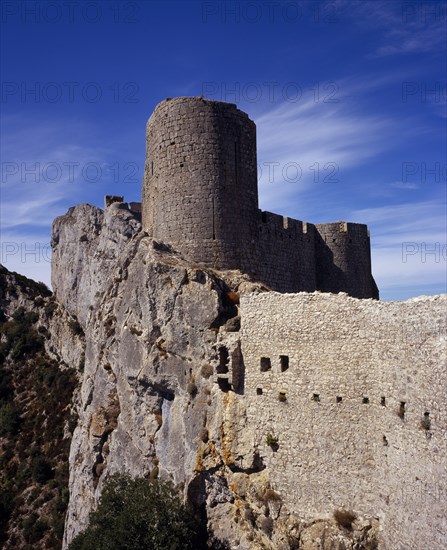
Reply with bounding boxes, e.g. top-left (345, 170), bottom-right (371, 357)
top-left (150, 96), bottom-right (252, 120)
